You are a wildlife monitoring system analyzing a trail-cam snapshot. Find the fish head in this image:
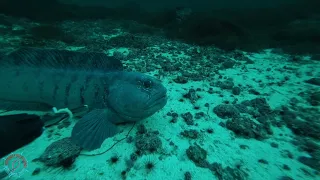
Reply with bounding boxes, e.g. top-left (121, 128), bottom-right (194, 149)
top-left (107, 72), bottom-right (167, 122)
